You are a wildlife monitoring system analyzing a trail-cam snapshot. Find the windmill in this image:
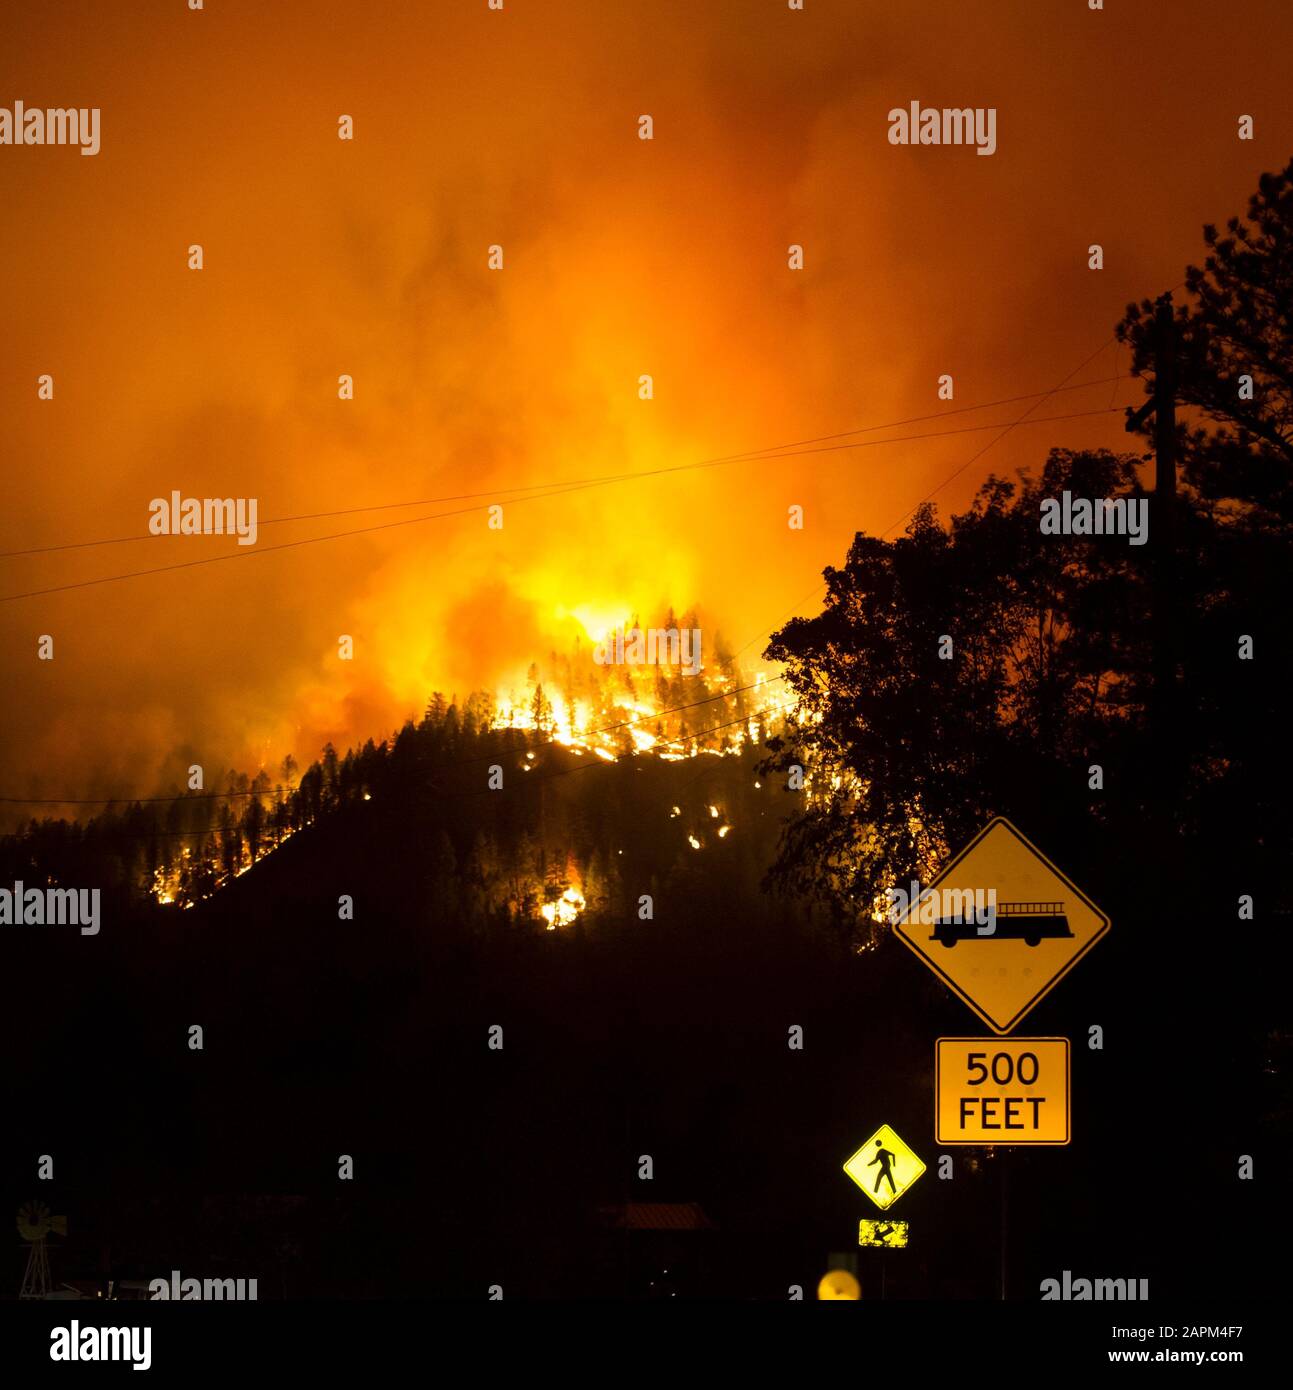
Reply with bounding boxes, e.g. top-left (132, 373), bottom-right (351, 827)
top-left (17, 1201), bottom-right (67, 1299)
